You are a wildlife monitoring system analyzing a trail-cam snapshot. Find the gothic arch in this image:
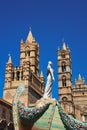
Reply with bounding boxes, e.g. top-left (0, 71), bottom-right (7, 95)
top-left (62, 96), bottom-right (68, 101)
top-left (62, 75), bottom-right (66, 87)
top-left (61, 61), bottom-right (66, 72)
top-left (61, 52), bottom-right (65, 58)
top-left (25, 46), bottom-right (30, 56)
top-left (12, 71), bottom-right (14, 81)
